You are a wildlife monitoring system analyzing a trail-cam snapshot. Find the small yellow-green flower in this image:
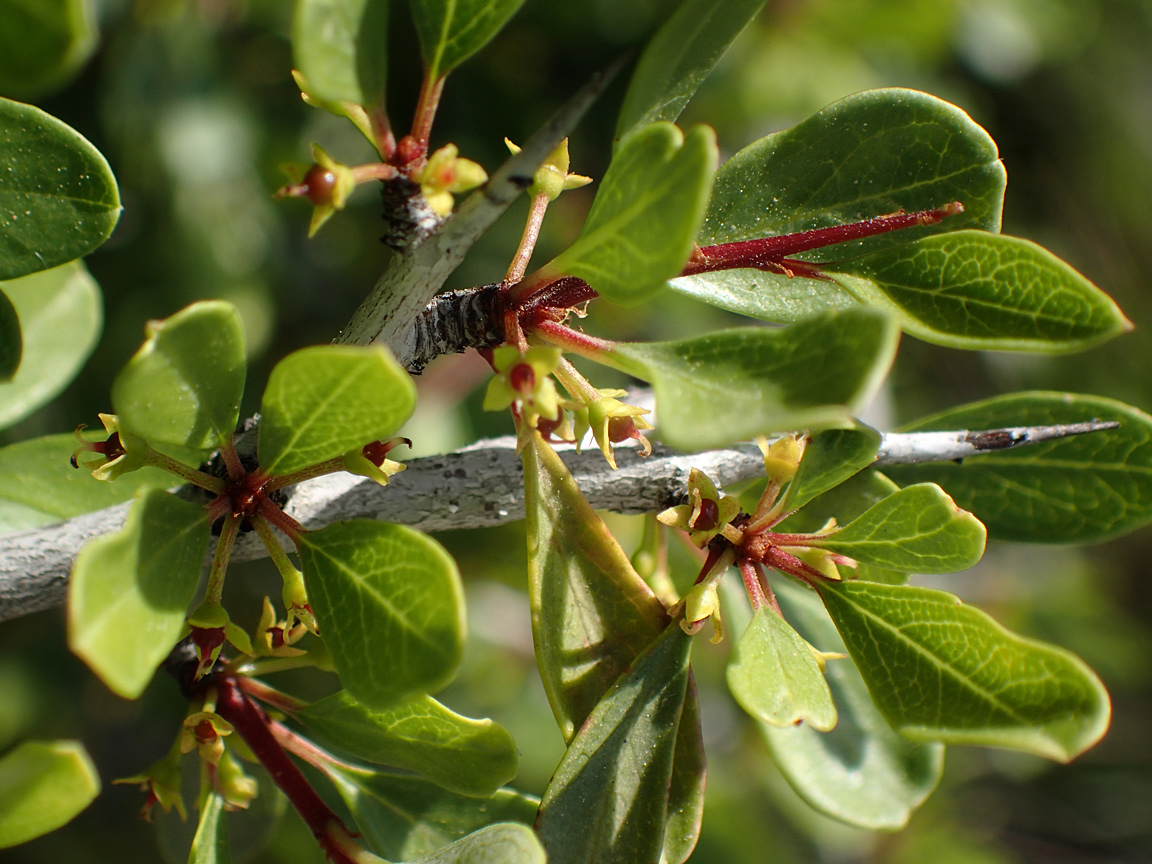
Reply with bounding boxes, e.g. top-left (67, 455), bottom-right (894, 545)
top-left (113, 741), bottom-right (186, 822)
top-left (185, 602), bottom-right (254, 680)
top-left (680, 578), bottom-right (724, 643)
top-left (483, 346), bottom-right (562, 429)
top-left (217, 748), bottom-right (259, 810)
top-left (70, 413), bottom-right (149, 482)
top-left (255, 597), bottom-right (308, 658)
top-left (275, 143), bottom-right (357, 236)
top-left (505, 137), bottom-right (592, 201)
top-left (343, 439), bottom-right (408, 488)
top-left (575, 389), bottom-right (654, 469)
top-left (180, 709), bottom-right (234, 766)
top-left (415, 144), bottom-right (487, 216)
top-left (758, 433), bottom-right (805, 484)
top-left (658, 468), bottom-right (741, 548)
